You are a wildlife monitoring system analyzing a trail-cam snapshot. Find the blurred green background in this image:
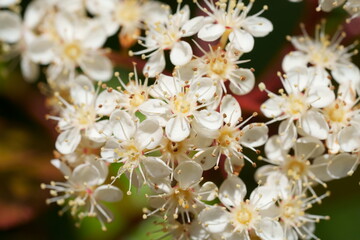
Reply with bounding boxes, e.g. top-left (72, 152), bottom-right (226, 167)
top-left (0, 0), bottom-right (359, 239)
